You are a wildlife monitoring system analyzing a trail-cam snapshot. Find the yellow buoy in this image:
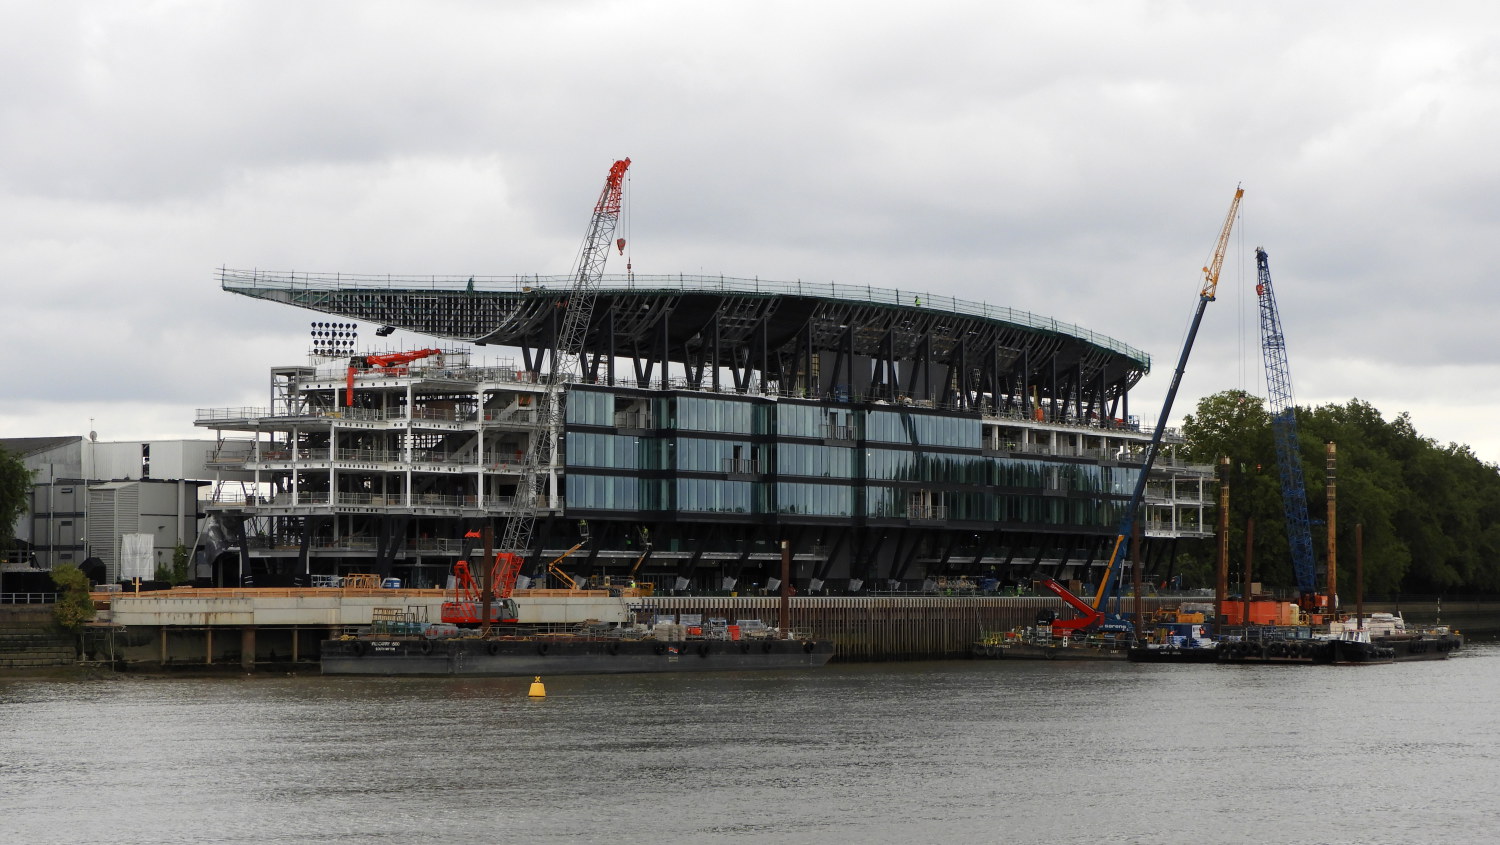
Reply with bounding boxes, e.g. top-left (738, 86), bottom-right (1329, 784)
top-left (528, 676), bottom-right (546, 697)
